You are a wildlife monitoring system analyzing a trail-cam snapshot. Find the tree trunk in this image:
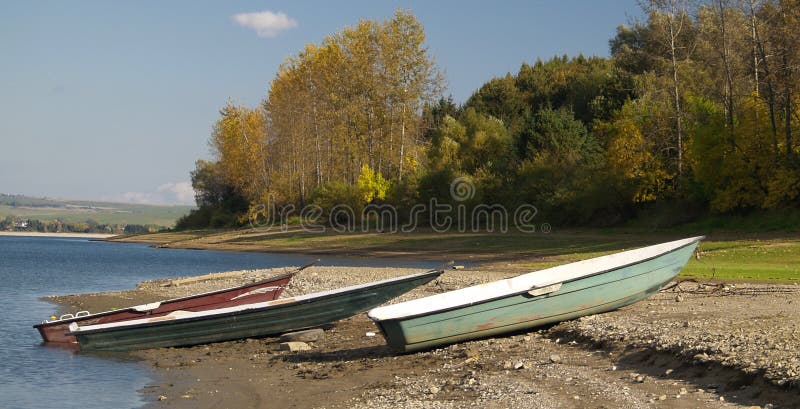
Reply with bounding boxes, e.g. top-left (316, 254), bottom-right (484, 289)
top-left (717, 0), bottom-right (735, 147)
top-left (755, 24), bottom-right (780, 157)
top-left (748, 0), bottom-right (760, 141)
top-left (367, 102), bottom-right (375, 169)
top-left (300, 155), bottom-right (306, 207)
top-left (399, 103), bottom-right (406, 182)
top-left (388, 105), bottom-right (394, 177)
top-left (311, 94), bottom-right (322, 187)
top-left (668, 14), bottom-right (684, 180)
top-left (259, 127), bottom-right (271, 192)
top-left (782, 30), bottom-right (793, 158)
